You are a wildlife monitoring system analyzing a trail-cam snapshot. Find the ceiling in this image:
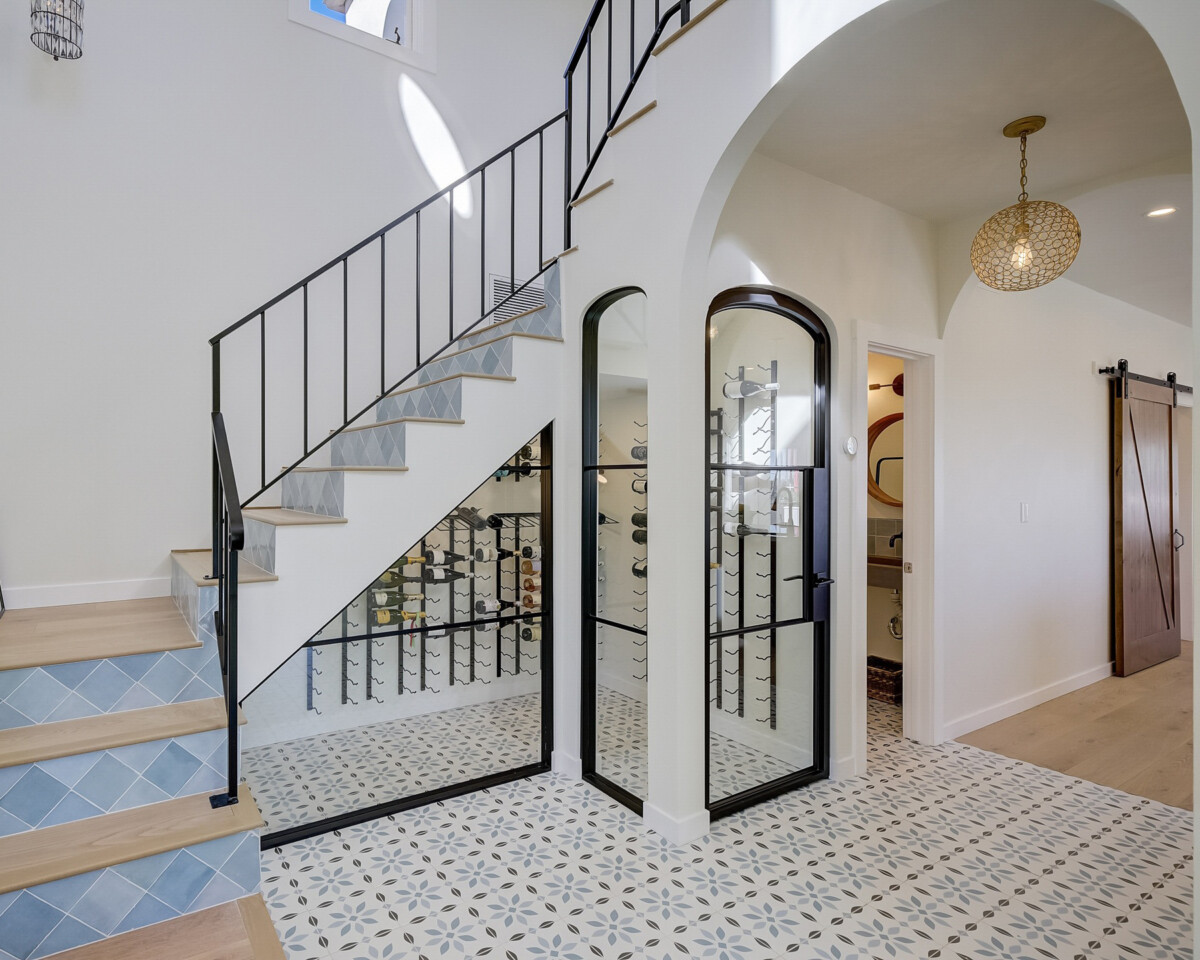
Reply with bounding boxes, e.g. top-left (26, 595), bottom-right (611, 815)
top-left (754, 0), bottom-right (1192, 323)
